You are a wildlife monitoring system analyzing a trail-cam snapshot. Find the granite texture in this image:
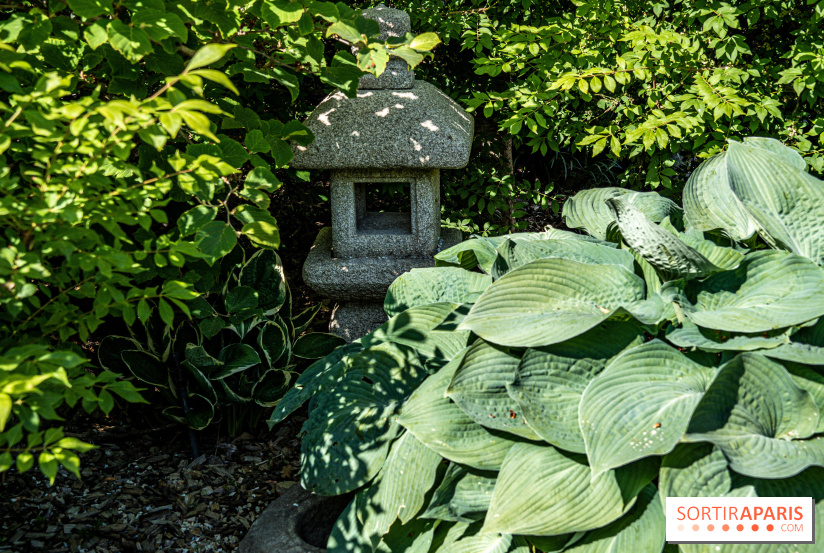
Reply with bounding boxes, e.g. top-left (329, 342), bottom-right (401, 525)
top-left (330, 168), bottom-right (440, 258)
top-left (237, 484), bottom-right (350, 553)
top-left (290, 80), bottom-right (474, 169)
top-left (302, 227), bottom-right (461, 303)
top-left (329, 302), bottom-right (389, 342)
top-left (362, 4), bottom-right (410, 38)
